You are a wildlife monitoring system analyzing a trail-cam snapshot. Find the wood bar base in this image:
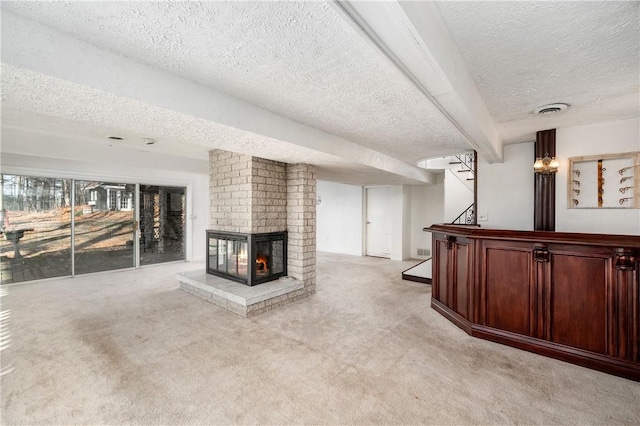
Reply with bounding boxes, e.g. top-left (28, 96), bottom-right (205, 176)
top-left (427, 224), bottom-right (640, 382)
